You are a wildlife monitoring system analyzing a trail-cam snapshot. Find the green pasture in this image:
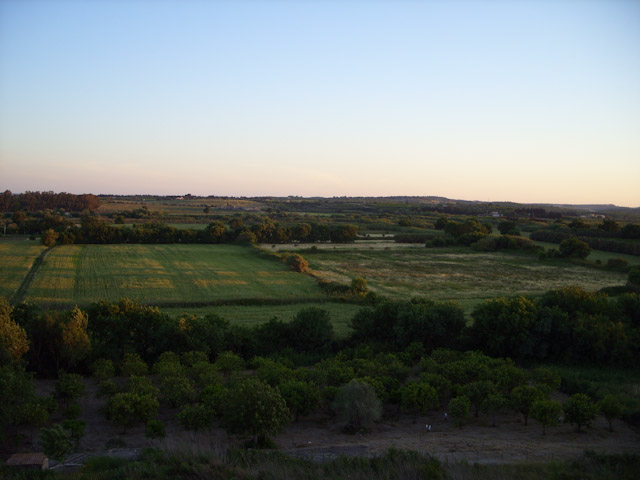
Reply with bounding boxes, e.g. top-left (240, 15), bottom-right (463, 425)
top-left (23, 244), bottom-right (324, 306)
top-left (0, 239), bottom-right (46, 300)
top-left (303, 247), bottom-right (628, 312)
top-left (162, 302), bottom-right (362, 339)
